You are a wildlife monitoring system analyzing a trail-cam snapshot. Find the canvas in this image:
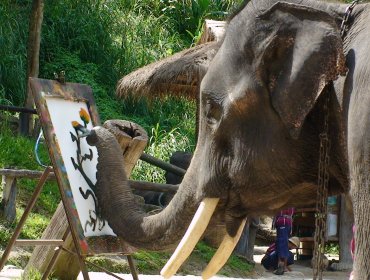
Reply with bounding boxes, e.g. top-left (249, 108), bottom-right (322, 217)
top-left (30, 78), bottom-right (135, 255)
